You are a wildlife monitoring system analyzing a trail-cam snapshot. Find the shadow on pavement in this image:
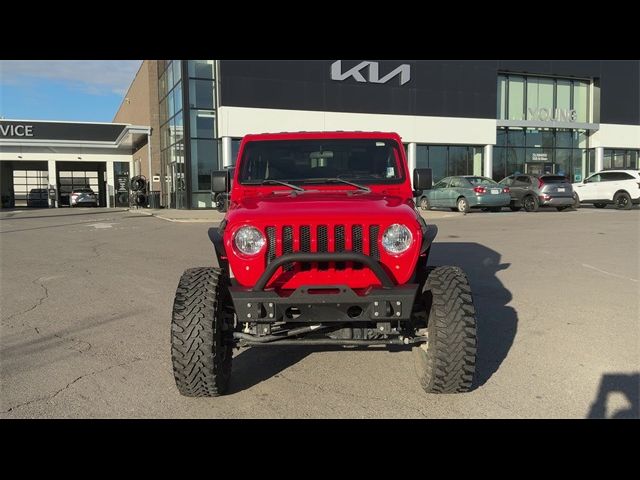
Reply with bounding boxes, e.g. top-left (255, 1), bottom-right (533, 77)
top-left (228, 344), bottom-right (411, 394)
top-left (429, 242), bottom-right (518, 390)
top-left (587, 373), bottom-right (640, 419)
top-left (229, 346), bottom-right (314, 393)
